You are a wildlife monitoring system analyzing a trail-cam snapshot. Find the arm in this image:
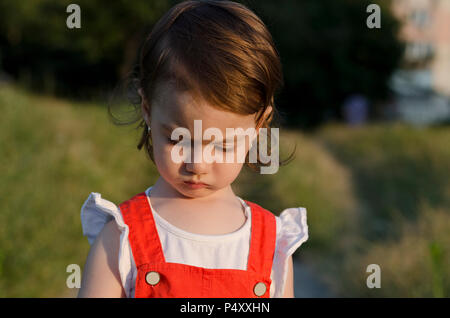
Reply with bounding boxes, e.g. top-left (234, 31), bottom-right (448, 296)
top-left (78, 220), bottom-right (126, 298)
top-left (281, 255), bottom-right (295, 298)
